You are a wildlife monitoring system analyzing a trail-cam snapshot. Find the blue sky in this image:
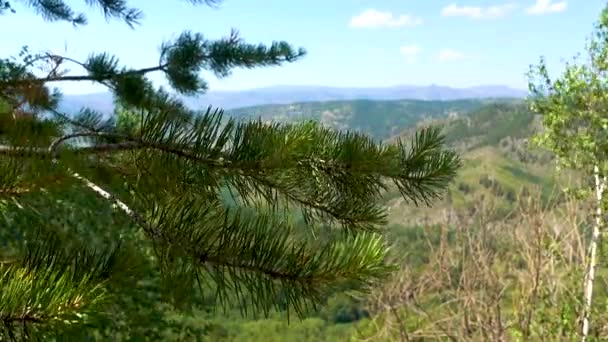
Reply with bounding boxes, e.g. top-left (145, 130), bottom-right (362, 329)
top-left (2, 0), bottom-right (606, 94)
